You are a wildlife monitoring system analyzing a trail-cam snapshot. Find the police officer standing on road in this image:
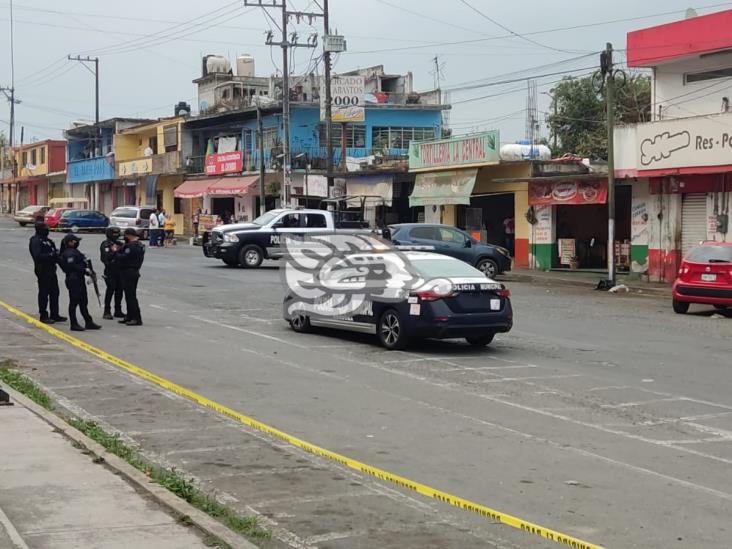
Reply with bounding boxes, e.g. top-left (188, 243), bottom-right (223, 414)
top-left (115, 228), bottom-right (145, 326)
top-left (28, 222), bottom-right (67, 324)
top-left (59, 234), bottom-right (101, 332)
top-left (100, 227), bottom-right (125, 320)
